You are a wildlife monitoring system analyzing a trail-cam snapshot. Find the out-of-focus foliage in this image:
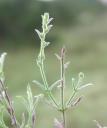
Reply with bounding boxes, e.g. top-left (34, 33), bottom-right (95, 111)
top-left (0, 0), bottom-right (106, 47)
